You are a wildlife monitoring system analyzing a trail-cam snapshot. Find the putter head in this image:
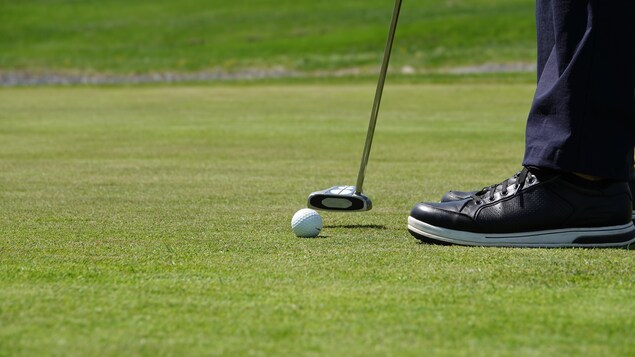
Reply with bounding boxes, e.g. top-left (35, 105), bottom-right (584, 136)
top-left (307, 186), bottom-right (372, 212)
